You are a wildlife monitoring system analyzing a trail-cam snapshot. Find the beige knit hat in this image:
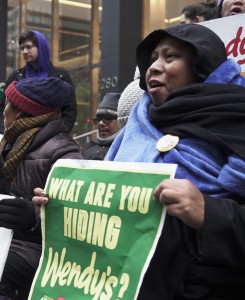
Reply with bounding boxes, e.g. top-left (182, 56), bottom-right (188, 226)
top-left (117, 67), bottom-right (144, 128)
